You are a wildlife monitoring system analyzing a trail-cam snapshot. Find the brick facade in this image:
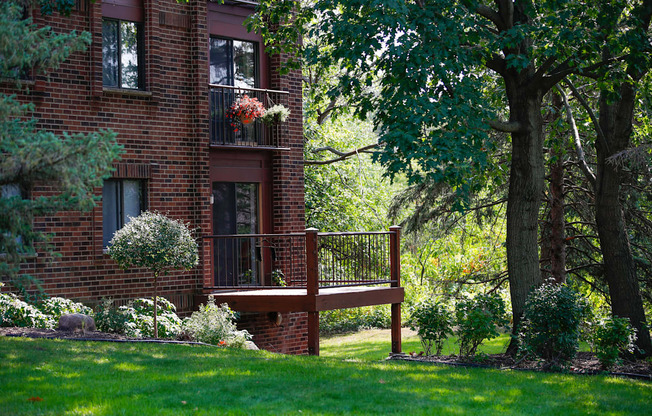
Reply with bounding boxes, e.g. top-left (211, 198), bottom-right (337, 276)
top-left (2, 0), bottom-right (308, 354)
